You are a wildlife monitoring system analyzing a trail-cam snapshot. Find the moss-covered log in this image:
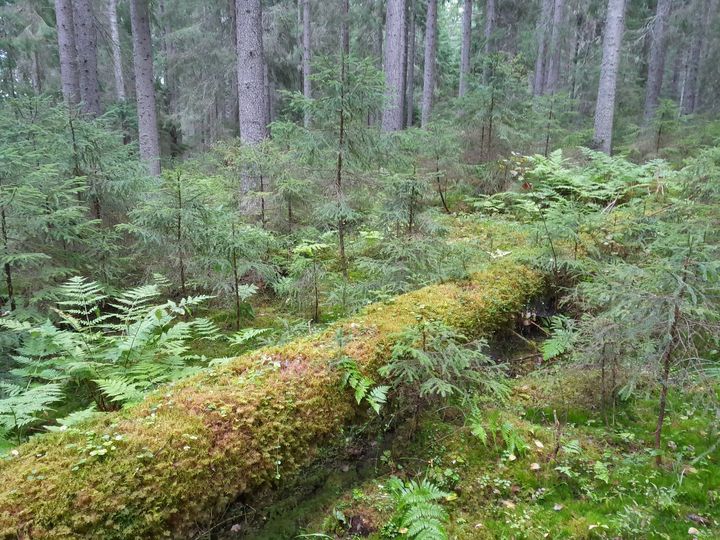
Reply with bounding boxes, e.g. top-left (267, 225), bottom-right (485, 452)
top-left (0, 263), bottom-right (542, 539)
